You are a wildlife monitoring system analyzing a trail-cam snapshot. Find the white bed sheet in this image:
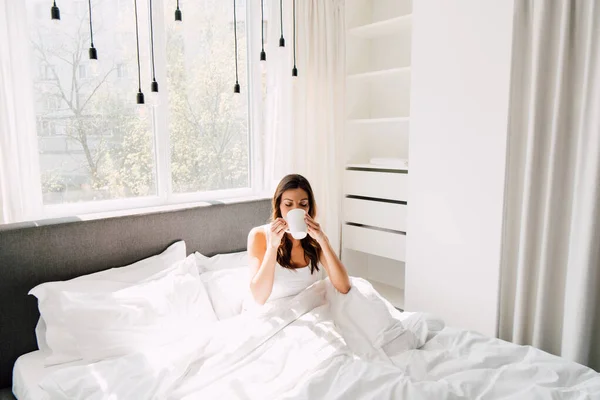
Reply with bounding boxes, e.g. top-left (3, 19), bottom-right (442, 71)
top-left (387, 327), bottom-right (600, 399)
top-left (16, 278), bottom-right (600, 400)
top-left (12, 350), bottom-right (87, 400)
top-left (13, 350), bottom-right (50, 400)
